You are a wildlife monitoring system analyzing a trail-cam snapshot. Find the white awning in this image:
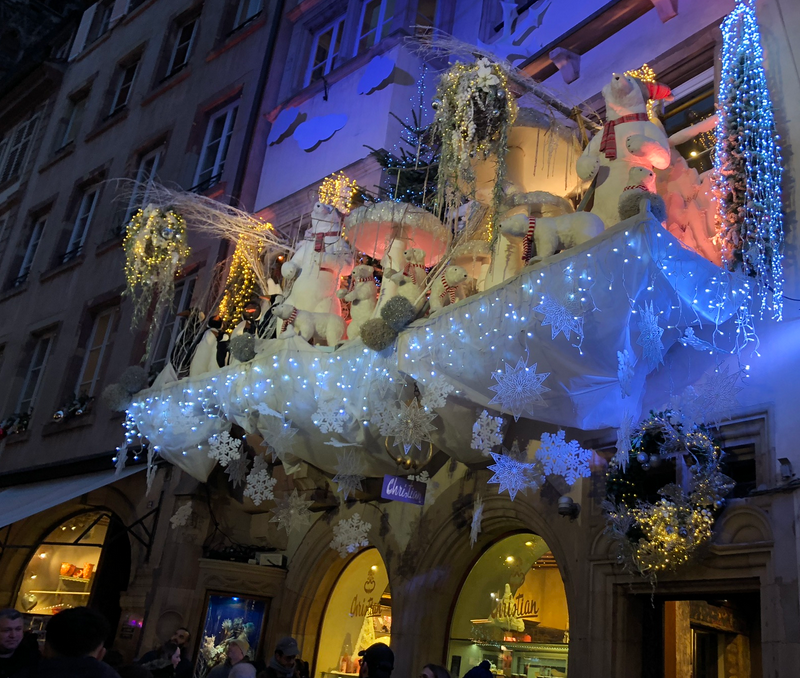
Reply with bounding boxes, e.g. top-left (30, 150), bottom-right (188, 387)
top-left (0, 465), bottom-right (145, 529)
